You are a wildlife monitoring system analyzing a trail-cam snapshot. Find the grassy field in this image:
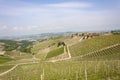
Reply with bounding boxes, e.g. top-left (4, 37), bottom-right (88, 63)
top-left (0, 60), bottom-right (120, 80)
top-left (5, 51), bottom-right (33, 60)
top-left (0, 65), bottom-right (14, 73)
top-left (0, 56), bottom-right (13, 64)
top-left (46, 47), bottom-right (64, 58)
